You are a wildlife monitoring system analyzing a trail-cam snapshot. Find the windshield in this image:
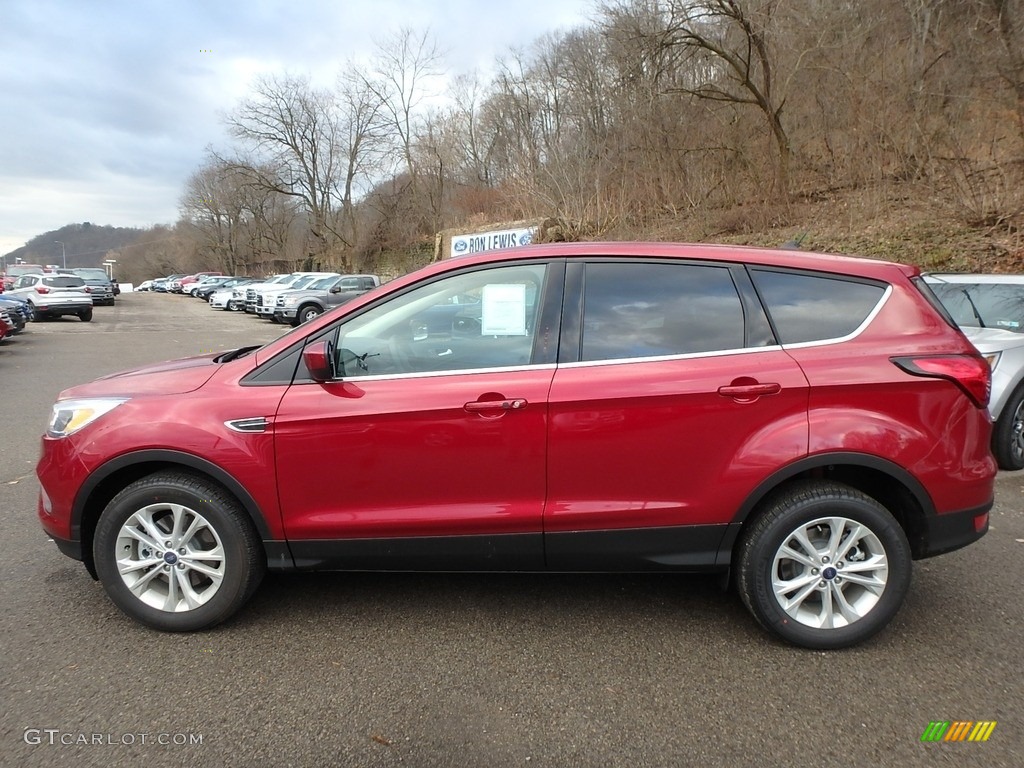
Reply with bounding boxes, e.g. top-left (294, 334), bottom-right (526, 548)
top-left (308, 276), bottom-right (339, 290)
top-left (928, 282), bottom-right (1024, 332)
